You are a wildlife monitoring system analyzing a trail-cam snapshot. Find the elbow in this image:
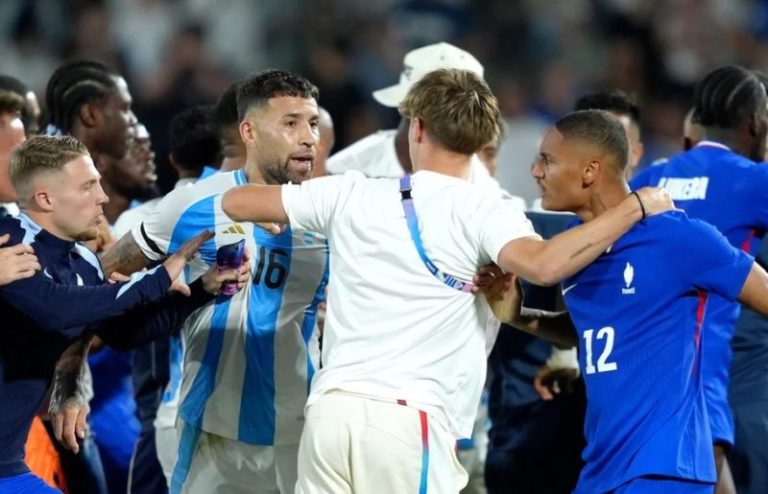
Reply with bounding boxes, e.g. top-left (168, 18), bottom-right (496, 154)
top-left (527, 265), bottom-right (561, 287)
top-left (221, 190), bottom-right (245, 222)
